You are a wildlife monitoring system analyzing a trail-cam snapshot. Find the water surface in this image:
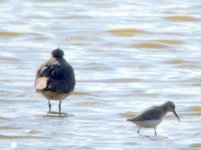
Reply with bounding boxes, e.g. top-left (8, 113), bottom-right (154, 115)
top-left (0, 0), bottom-right (201, 149)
